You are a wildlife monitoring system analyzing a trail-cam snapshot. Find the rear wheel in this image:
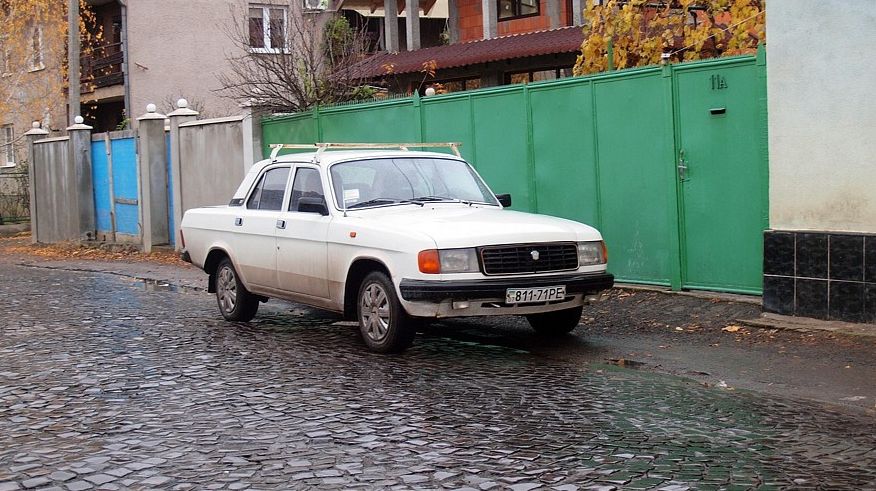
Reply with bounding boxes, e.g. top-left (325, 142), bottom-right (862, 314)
top-left (525, 306), bottom-right (583, 336)
top-left (357, 271), bottom-right (416, 353)
top-left (215, 258), bottom-right (259, 322)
